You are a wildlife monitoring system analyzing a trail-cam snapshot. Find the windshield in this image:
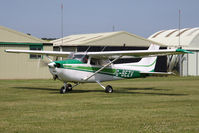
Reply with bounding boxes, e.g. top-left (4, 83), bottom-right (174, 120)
top-left (73, 54), bottom-right (88, 63)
